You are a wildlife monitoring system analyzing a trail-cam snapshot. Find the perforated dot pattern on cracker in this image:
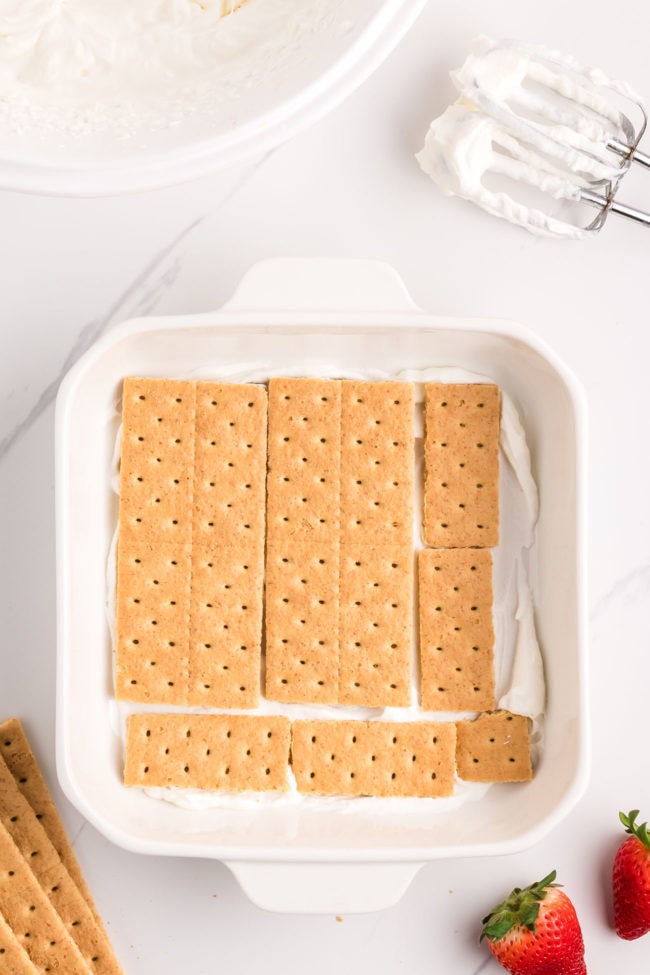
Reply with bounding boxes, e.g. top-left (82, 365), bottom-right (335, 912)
top-left (291, 720), bottom-right (456, 797)
top-left (0, 819), bottom-right (91, 975)
top-left (340, 381), bottom-right (414, 545)
top-left (423, 383), bottom-right (500, 548)
top-left (264, 543), bottom-right (339, 704)
top-left (266, 378), bottom-right (341, 541)
top-left (265, 379), bottom-right (341, 702)
top-left (339, 546), bottom-right (412, 707)
top-left (456, 711), bottom-right (532, 782)
top-left (418, 548), bottom-right (495, 712)
top-left (124, 713), bottom-right (291, 792)
top-left (0, 912), bottom-right (39, 975)
top-left (116, 378), bottom-right (267, 707)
